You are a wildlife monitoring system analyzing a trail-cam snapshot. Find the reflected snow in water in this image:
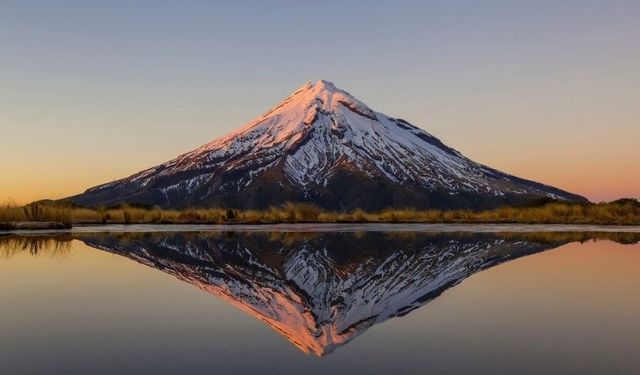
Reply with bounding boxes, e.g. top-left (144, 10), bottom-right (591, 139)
top-left (1, 228), bottom-right (639, 374)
